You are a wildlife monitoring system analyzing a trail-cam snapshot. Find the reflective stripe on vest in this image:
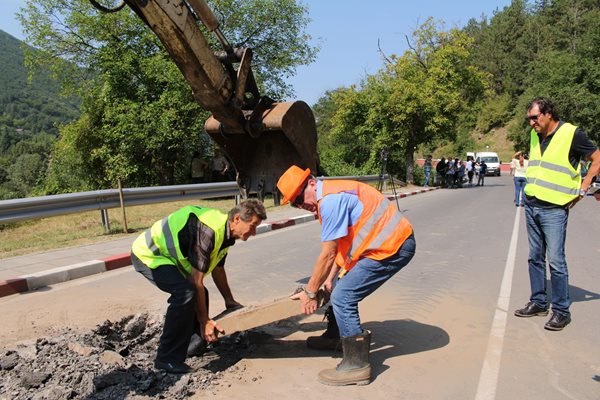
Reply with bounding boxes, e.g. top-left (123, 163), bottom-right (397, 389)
top-left (319, 180), bottom-right (413, 271)
top-left (131, 206), bottom-right (228, 276)
top-left (524, 123), bottom-right (581, 205)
